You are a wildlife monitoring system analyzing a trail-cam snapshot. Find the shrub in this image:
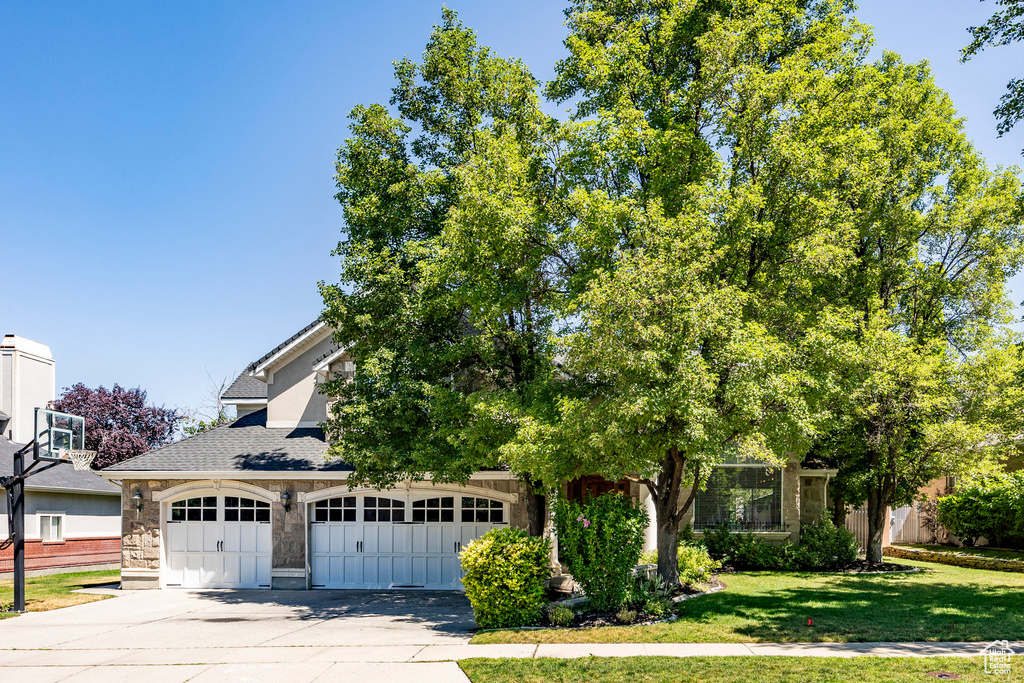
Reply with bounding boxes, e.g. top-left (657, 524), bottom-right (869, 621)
top-left (793, 517), bottom-right (858, 569)
top-left (732, 533), bottom-right (790, 570)
top-left (547, 604), bottom-right (575, 627)
top-left (937, 474), bottom-right (1024, 548)
top-left (638, 545), bottom-right (720, 586)
top-left (555, 492), bottom-right (649, 611)
top-left (703, 518), bottom-right (861, 571)
top-left (615, 607), bottom-right (638, 624)
top-left (678, 544), bottom-right (722, 584)
top-left (642, 598), bottom-right (672, 618)
top-left (626, 575), bottom-right (668, 608)
top-left (460, 527), bottom-right (551, 629)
